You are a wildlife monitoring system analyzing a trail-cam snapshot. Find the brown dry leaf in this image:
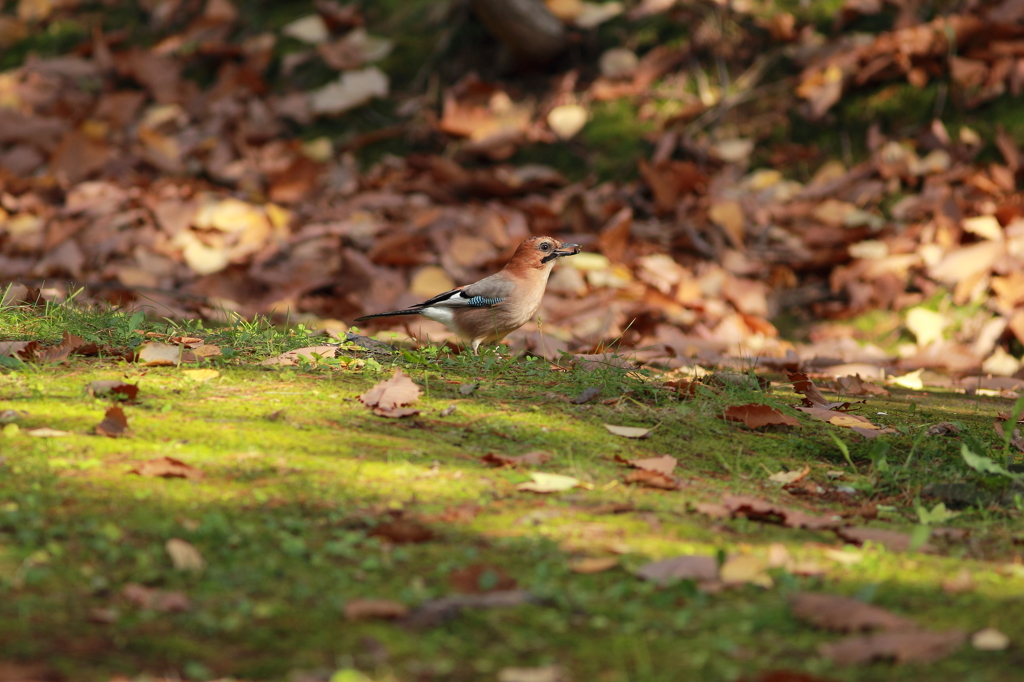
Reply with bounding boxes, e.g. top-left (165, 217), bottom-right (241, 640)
top-left (370, 519), bottom-right (434, 543)
top-left (941, 569), bottom-right (975, 594)
top-left (768, 465), bottom-right (811, 485)
top-left (128, 456), bottom-right (204, 480)
top-left (836, 526), bottom-right (933, 553)
top-left (0, 340), bottom-right (38, 358)
top-left (121, 583), bottom-right (192, 613)
top-left (635, 555), bottom-right (718, 586)
top-left (449, 563), bottom-right (517, 594)
top-left (790, 592), bottom-right (916, 632)
top-left (32, 331), bottom-right (87, 364)
top-left (261, 345), bottom-right (340, 366)
top-left (836, 374), bottom-right (890, 397)
top-left (723, 403), bottom-right (800, 428)
top-left (344, 598), bottom-right (409, 621)
top-left (787, 371), bottom-right (830, 407)
top-left (94, 406), bottom-right (128, 437)
top-left (190, 345), bottom-right (222, 360)
top-left (480, 451), bottom-right (553, 467)
top-left (797, 407), bottom-right (880, 430)
top-left (137, 342), bottom-right (189, 367)
top-left (359, 369), bottom-right (421, 418)
top-left (926, 422), bottom-right (960, 436)
top-left (25, 427), bottom-right (72, 437)
top-left (696, 494), bottom-right (840, 530)
top-left (87, 381), bottom-right (139, 401)
top-left (405, 590), bottom-right (534, 629)
top-left (437, 76), bottom-right (532, 157)
top-left (165, 538), bottom-right (205, 572)
top-left (971, 627), bottom-right (1010, 651)
top-left (569, 556), bottom-right (619, 574)
top-left (820, 629), bottom-right (966, 665)
top-left (614, 454), bottom-right (677, 475)
top-left (603, 424), bottom-right (653, 438)
top-left (624, 469), bottom-right (679, 490)
top-left (720, 555), bottom-right (773, 588)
